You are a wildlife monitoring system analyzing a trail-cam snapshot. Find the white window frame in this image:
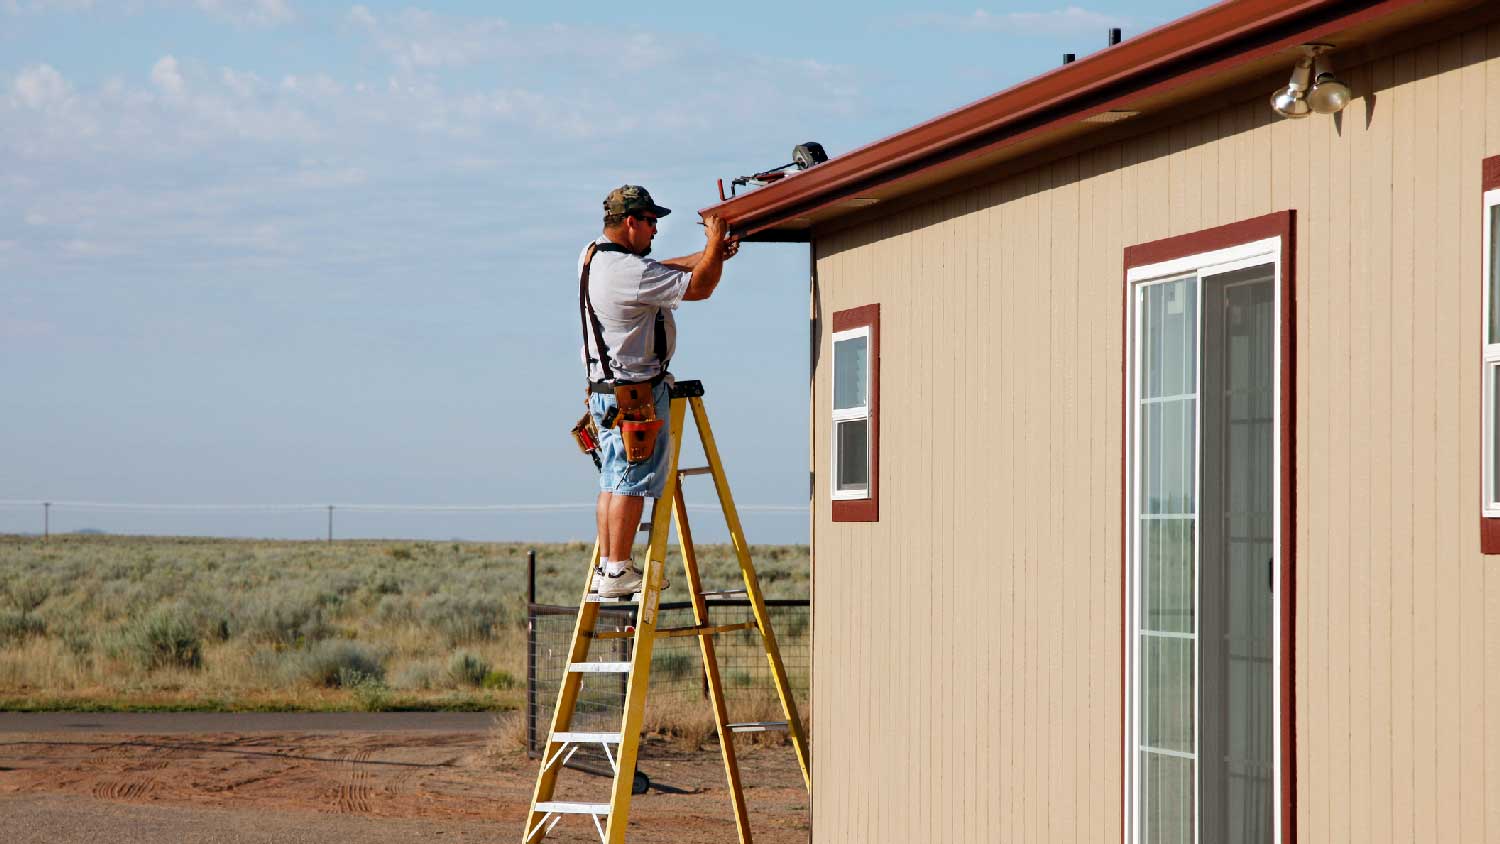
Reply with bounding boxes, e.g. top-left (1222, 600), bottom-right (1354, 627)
top-left (831, 325), bottom-right (872, 502)
top-left (1124, 236), bottom-right (1284, 844)
top-left (1483, 188), bottom-right (1500, 517)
